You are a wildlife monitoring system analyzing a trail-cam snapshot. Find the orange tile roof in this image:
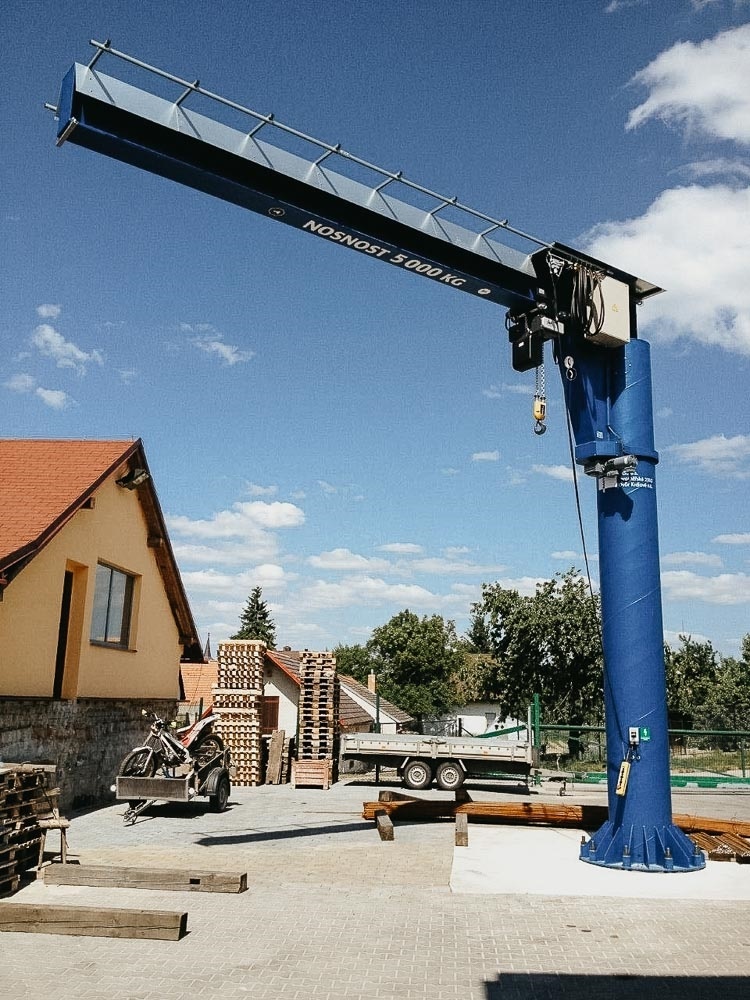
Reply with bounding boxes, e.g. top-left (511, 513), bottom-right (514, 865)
top-left (0, 438), bottom-right (139, 572)
top-left (180, 660), bottom-right (218, 707)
